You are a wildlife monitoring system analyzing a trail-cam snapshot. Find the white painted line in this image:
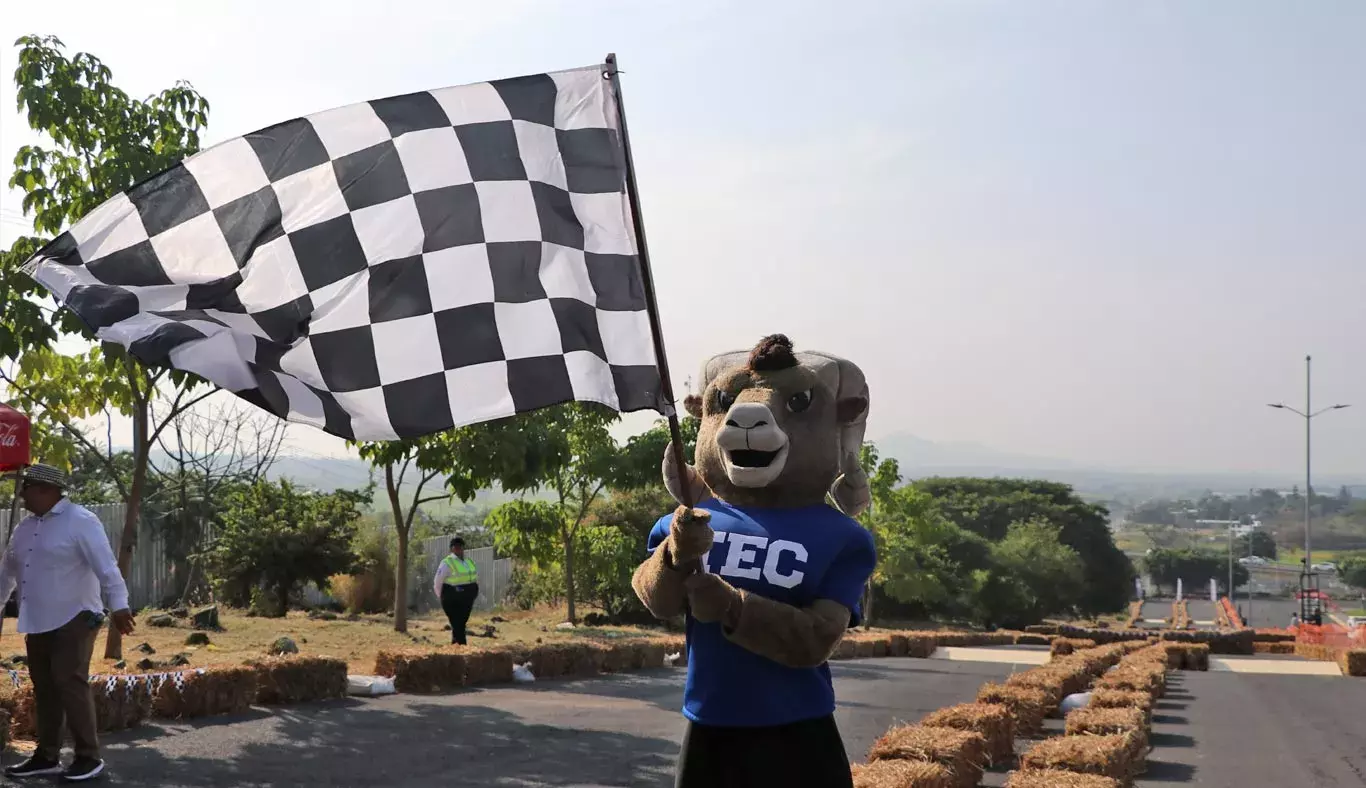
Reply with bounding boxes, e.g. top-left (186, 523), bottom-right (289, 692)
top-left (1210, 657), bottom-right (1343, 676)
top-left (929, 647), bottom-right (1051, 666)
